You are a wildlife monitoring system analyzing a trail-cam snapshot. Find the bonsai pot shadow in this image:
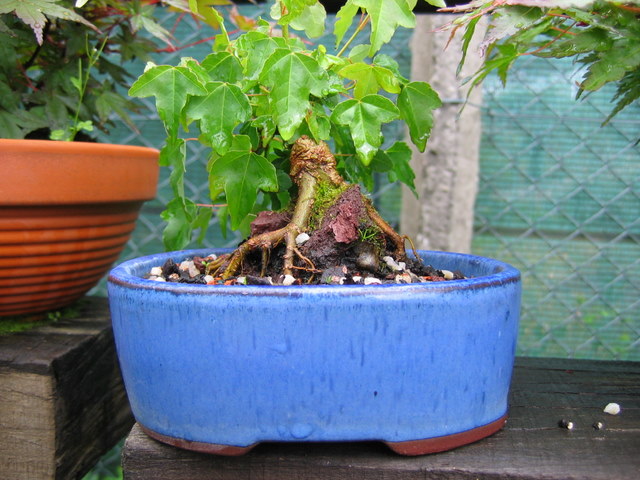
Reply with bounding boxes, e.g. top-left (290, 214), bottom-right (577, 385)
top-left (108, 248), bottom-right (520, 456)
